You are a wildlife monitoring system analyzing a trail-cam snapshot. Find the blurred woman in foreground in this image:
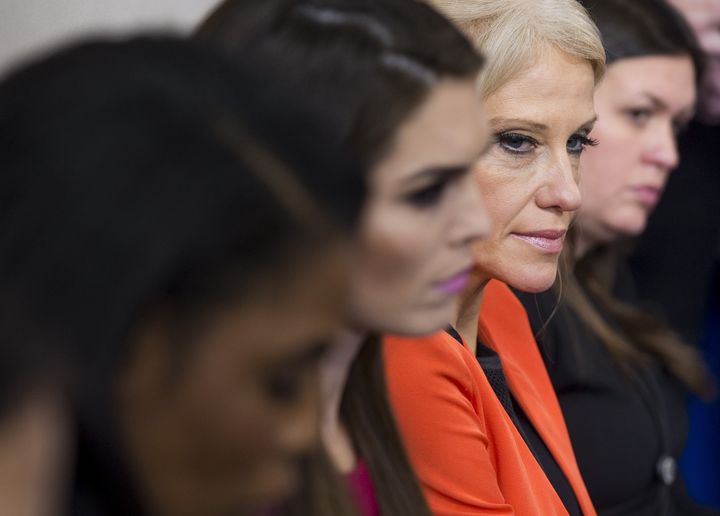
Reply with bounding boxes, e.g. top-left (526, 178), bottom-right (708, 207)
top-left (0, 36), bottom-right (364, 516)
